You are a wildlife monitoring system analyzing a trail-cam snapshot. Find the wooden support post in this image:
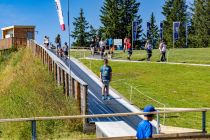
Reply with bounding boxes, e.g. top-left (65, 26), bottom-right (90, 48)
top-left (61, 69), bottom-right (64, 84)
top-left (70, 78), bottom-right (75, 97)
top-left (65, 73), bottom-right (69, 96)
top-left (57, 67), bottom-right (61, 86)
top-left (52, 61), bottom-right (54, 75)
top-left (42, 49), bottom-right (44, 64)
top-left (75, 82), bottom-right (81, 101)
top-left (54, 63), bottom-right (57, 81)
